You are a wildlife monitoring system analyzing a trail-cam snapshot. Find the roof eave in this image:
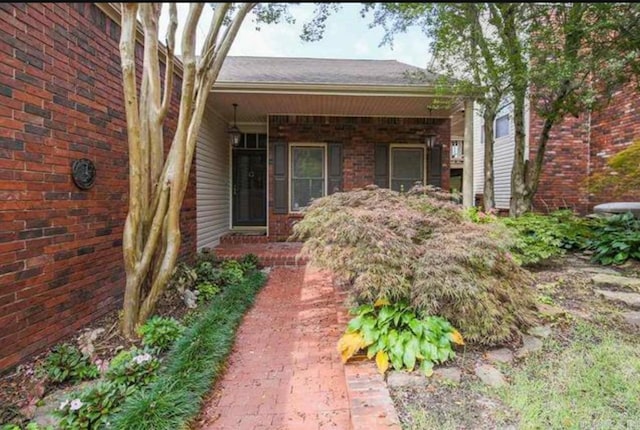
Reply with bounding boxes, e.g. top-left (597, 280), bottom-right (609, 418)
top-left (211, 82), bottom-right (458, 97)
